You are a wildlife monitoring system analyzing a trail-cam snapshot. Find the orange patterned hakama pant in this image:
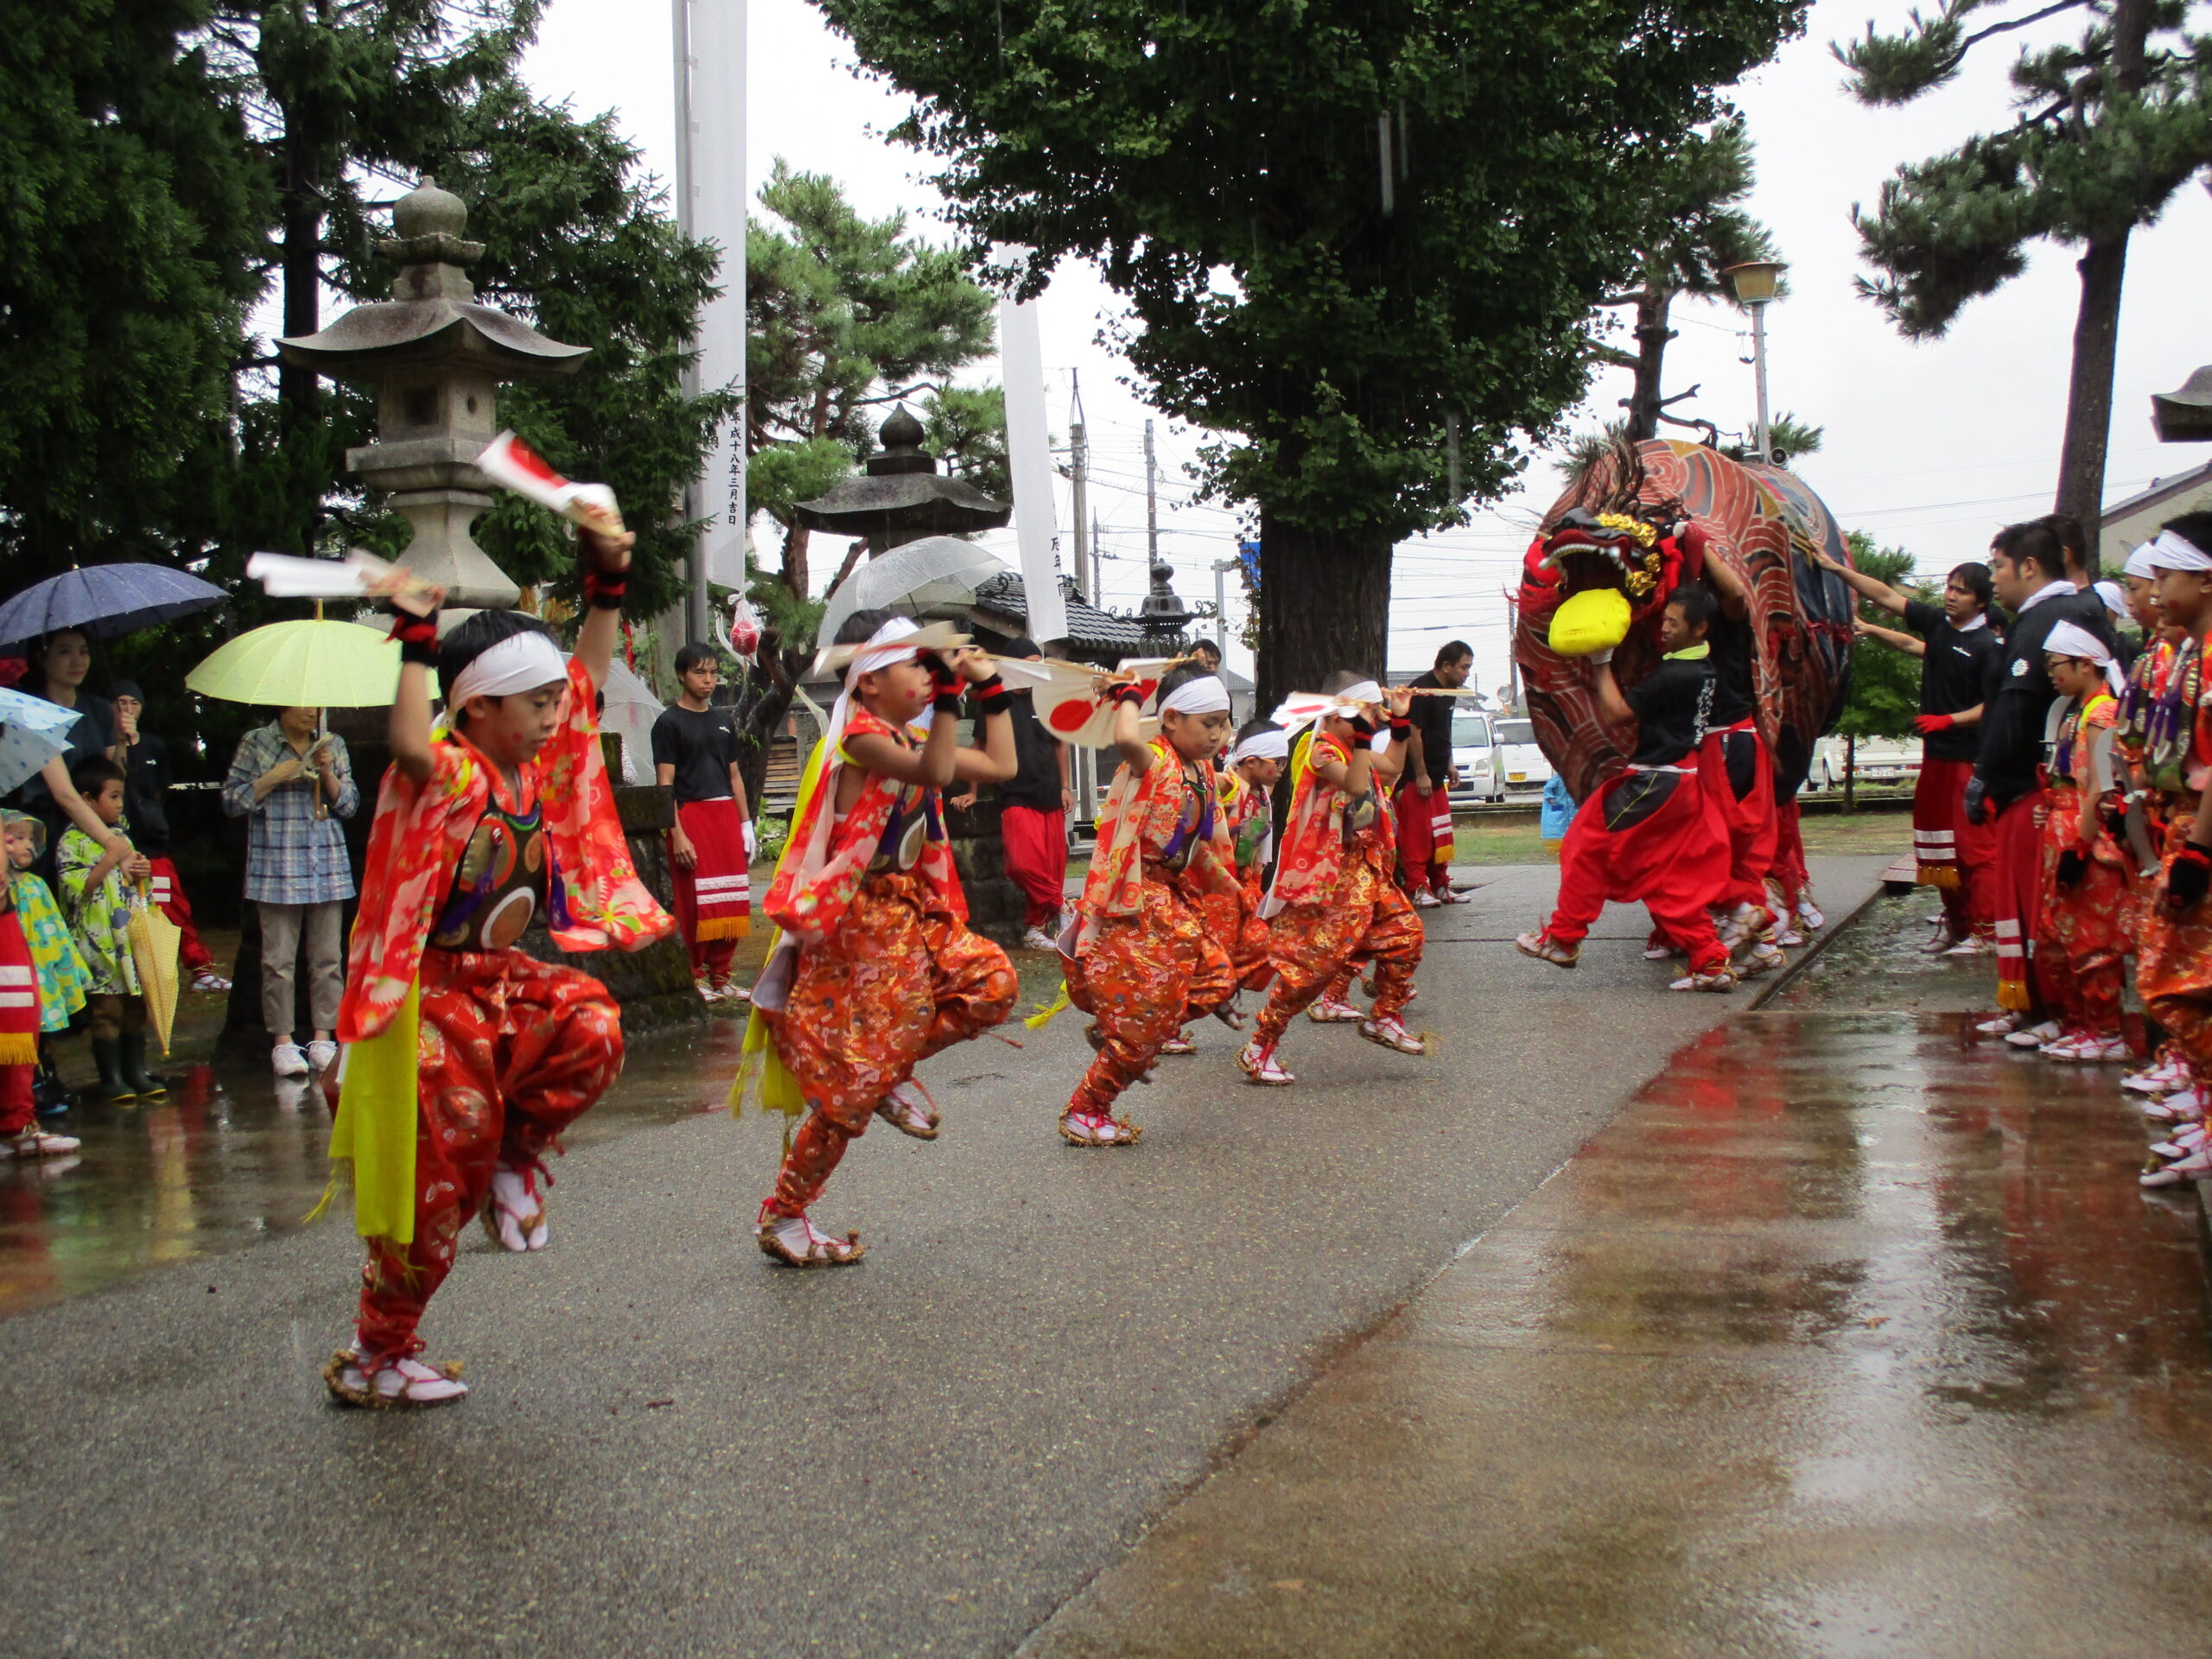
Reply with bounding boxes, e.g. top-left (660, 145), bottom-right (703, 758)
top-left (1065, 863), bottom-right (1236, 1115)
top-left (1254, 851), bottom-right (1424, 1045)
top-left (357, 949), bottom-right (624, 1359)
top-left (2036, 785), bottom-right (2128, 1036)
top-left (767, 872), bottom-right (1016, 1217)
top-left (2139, 806), bottom-right (2212, 1066)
